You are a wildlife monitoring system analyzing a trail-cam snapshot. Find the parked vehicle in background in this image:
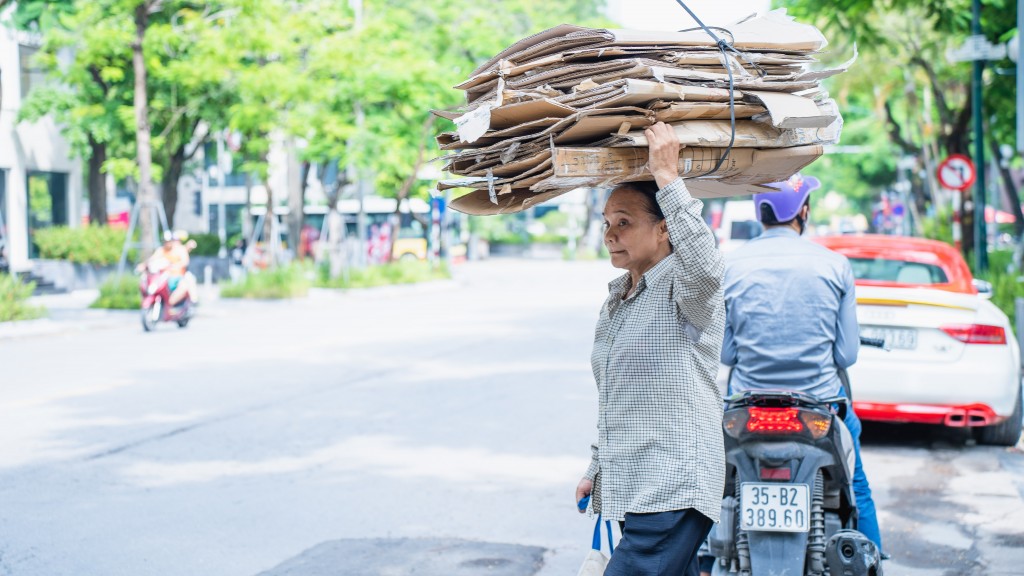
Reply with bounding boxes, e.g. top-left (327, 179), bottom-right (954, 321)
top-left (249, 197), bottom-right (433, 262)
top-left (717, 200), bottom-right (763, 254)
top-left (334, 197), bottom-right (431, 261)
top-left (814, 235), bottom-right (1022, 445)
